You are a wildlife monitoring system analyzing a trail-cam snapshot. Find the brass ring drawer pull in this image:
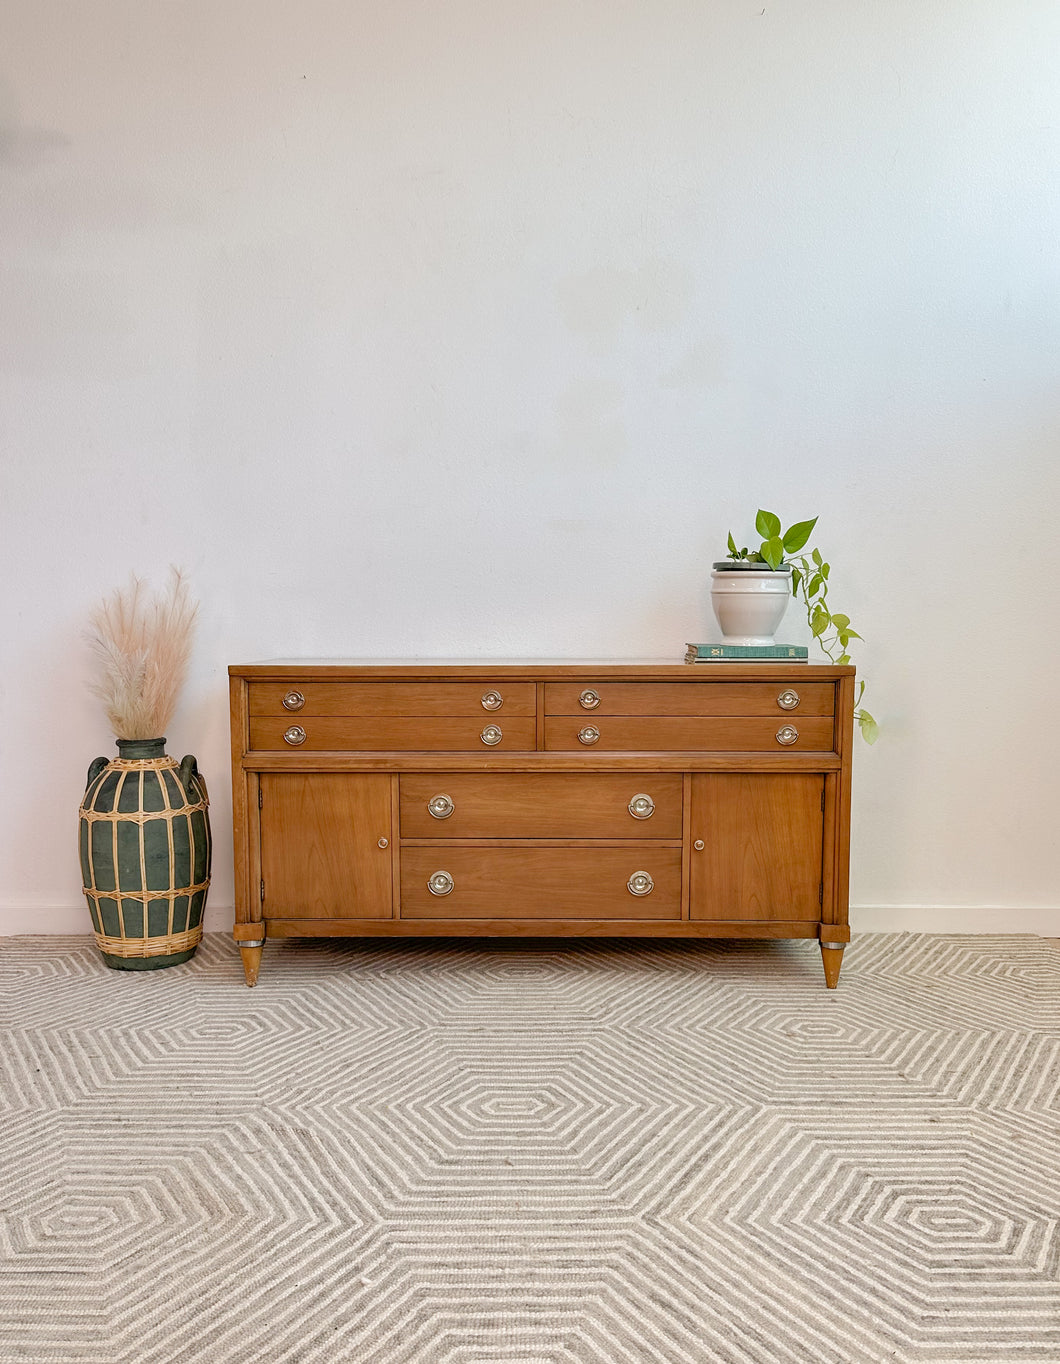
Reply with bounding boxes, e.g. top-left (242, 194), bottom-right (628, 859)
top-left (777, 689), bottom-right (801, 710)
top-left (578, 726), bottom-right (600, 746)
top-left (428, 870), bottom-right (454, 896)
top-left (481, 690), bottom-right (503, 711)
top-left (776, 725), bottom-right (799, 746)
top-left (428, 794), bottom-right (455, 819)
top-left (627, 871), bottom-right (654, 896)
top-left (628, 793), bottom-right (655, 819)
top-left (480, 725), bottom-right (503, 746)
top-left (283, 725), bottom-right (307, 746)
top-left (579, 689), bottom-right (601, 710)
top-left (282, 690), bottom-right (305, 711)
top-left (694, 839), bottom-right (705, 851)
